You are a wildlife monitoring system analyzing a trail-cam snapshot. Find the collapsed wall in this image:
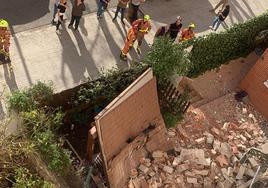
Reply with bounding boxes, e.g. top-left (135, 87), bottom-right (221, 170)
top-left (94, 68), bottom-right (170, 188)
